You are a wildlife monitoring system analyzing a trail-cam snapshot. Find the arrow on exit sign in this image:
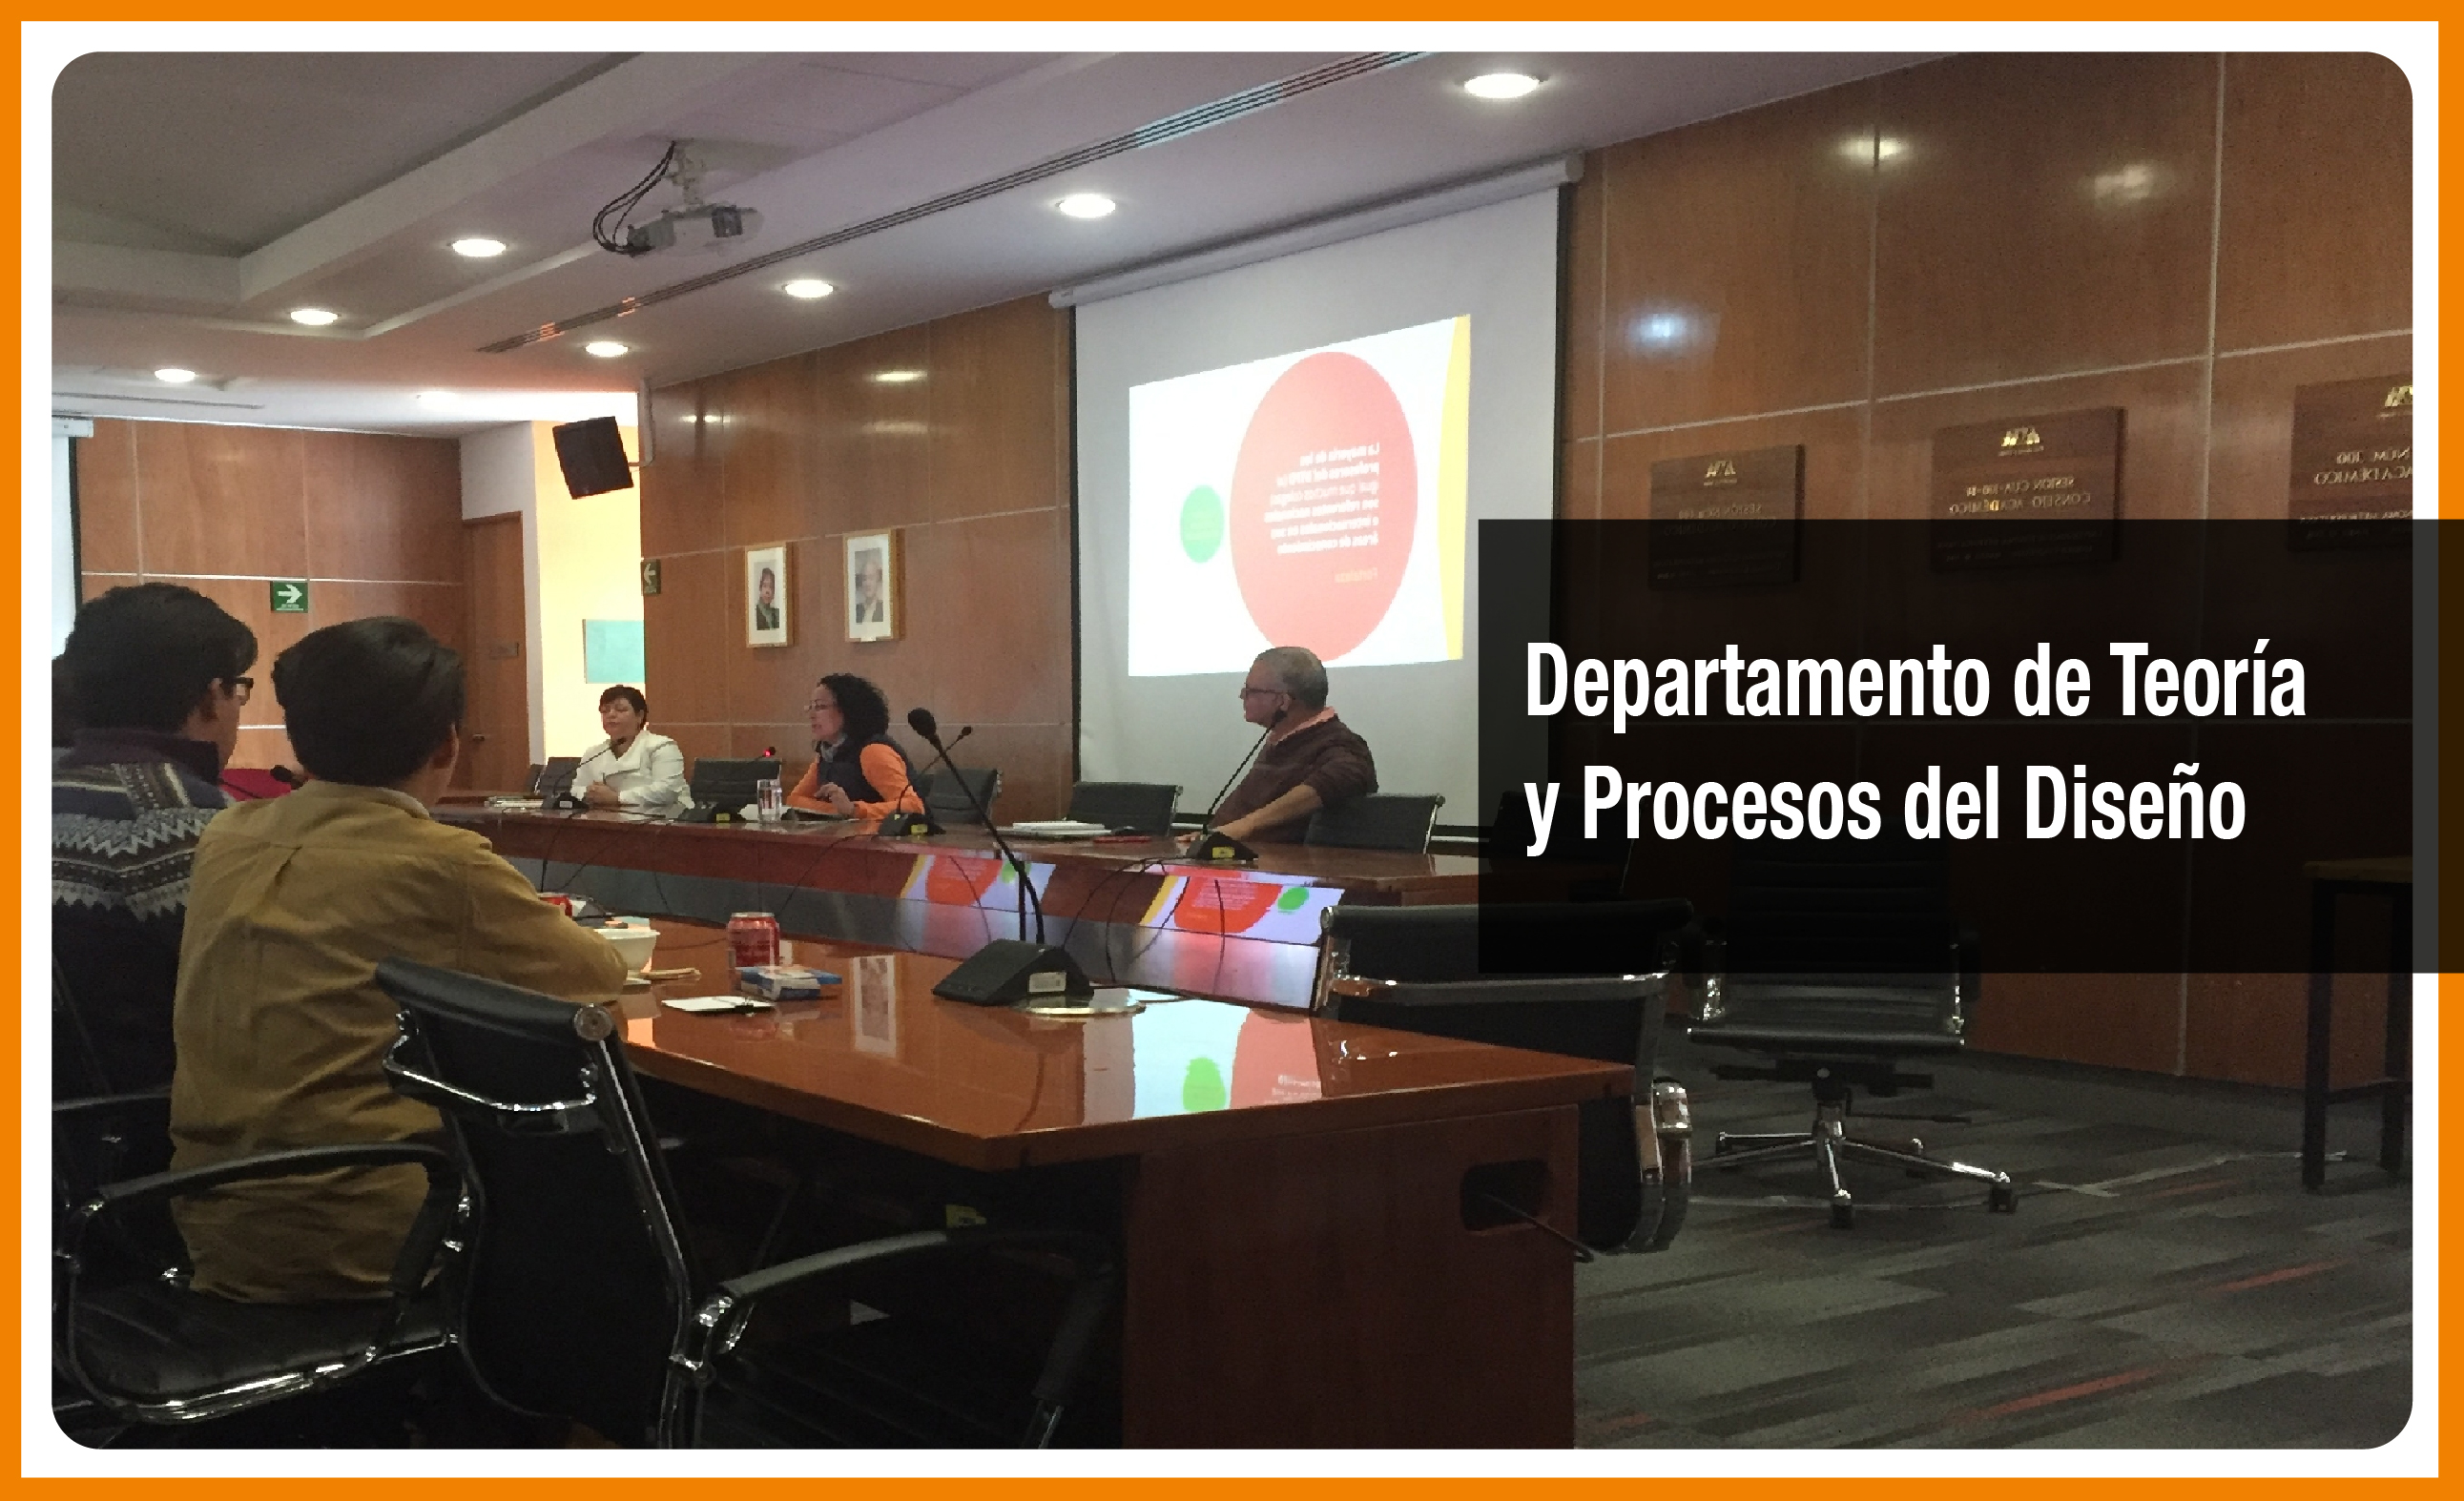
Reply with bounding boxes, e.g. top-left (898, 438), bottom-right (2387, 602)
top-left (270, 580), bottom-right (309, 613)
